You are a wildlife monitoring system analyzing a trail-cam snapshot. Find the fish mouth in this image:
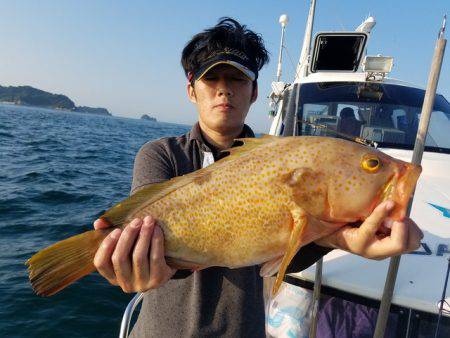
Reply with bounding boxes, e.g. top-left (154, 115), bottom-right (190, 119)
top-left (381, 163), bottom-right (422, 220)
top-left (380, 174), bottom-right (396, 203)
